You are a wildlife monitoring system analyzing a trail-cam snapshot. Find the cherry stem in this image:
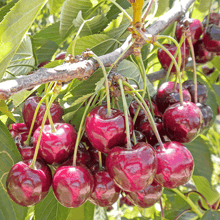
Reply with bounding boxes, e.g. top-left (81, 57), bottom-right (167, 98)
top-left (132, 132), bottom-right (137, 145)
top-left (72, 93), bottom-right (97, 166)
top-left (172, 188), bottom-right (203, 218)
top-left (160, 199), bottom-right (165, 219)
top-left (141, 0), bottom-right (154, 24)
top-left (174, 208), bottom-right (192, 220)
top-left (187, 36), bottom-right (198, 103)
top-left (118, 79), bottom-right (132, 150)
top-left (90, 52), bottom-right (111, 117)
top-left (144, 0), bottom-right (158, 28)
top-left (98, 151), bottom-right (103, 170)
top-left (29, 93), bottom-right (58, 169)
top-left (123, 81), bottom-right (165, 150)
